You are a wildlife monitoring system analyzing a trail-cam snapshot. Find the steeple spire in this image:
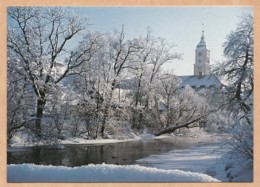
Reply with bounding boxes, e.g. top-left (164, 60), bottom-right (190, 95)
top-left (201, 30), bottom-right (205, 41)
top-left (196, 30), bottom-right (206, 48)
